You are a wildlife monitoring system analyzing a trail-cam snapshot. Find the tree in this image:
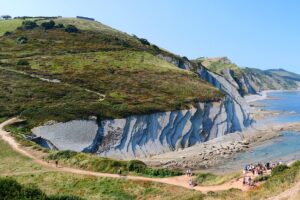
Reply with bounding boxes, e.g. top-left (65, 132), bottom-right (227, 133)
top-left (64, 25), bottom-right (79, 33)
top-left (41, 20), bottom-right (55, 30)
top-left (1, 15), bottom-right (12, 20)
top-left (21, 20), bottom-right (38, 30)
top-left (139, 38), bottom-right (150, 45)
